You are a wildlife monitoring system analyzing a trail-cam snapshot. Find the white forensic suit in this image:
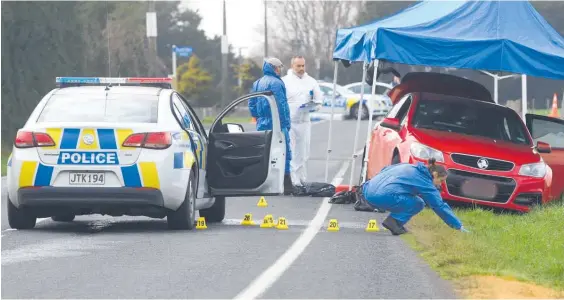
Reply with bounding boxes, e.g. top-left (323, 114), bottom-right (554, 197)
top-left (282, 69), bottom-right (323, 186)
